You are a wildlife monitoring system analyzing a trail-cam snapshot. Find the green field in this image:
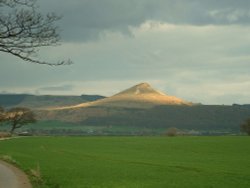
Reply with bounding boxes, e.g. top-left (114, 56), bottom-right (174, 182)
top-left (0, 136), bottom-right (250, 188)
